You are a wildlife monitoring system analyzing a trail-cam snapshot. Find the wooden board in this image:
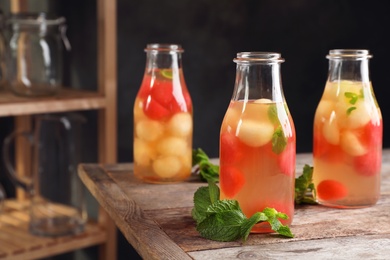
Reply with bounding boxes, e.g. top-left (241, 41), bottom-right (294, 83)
top-left (78, 151), bottom-right (390, 259)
